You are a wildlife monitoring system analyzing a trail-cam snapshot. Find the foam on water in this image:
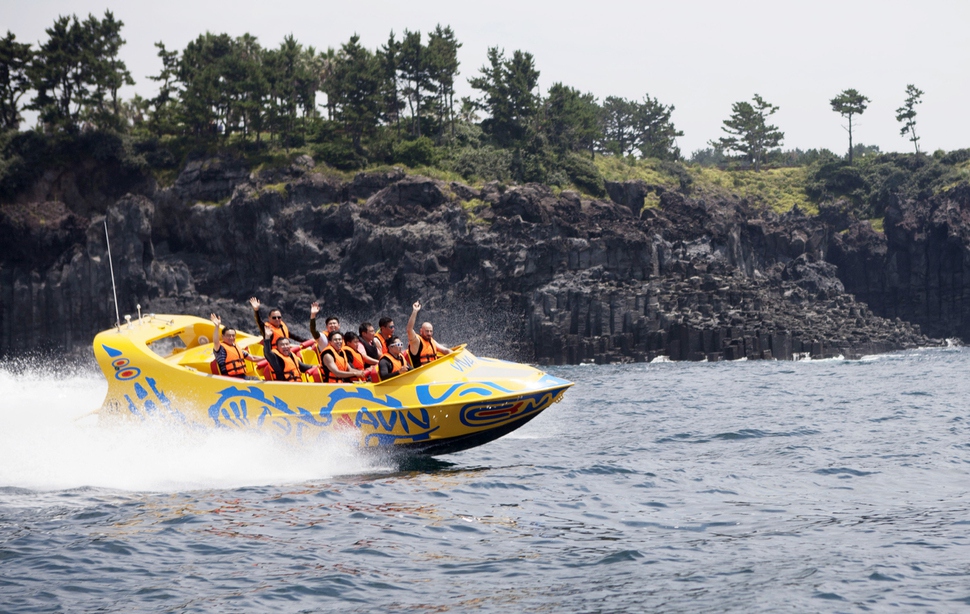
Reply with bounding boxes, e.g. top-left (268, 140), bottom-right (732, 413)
top-left (0, 365), bottom-right (390, 493)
